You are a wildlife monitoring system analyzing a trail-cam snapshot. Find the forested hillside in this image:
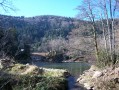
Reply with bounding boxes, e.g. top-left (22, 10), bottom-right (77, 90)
top-left (0, 15), bottom-right (86, 43)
